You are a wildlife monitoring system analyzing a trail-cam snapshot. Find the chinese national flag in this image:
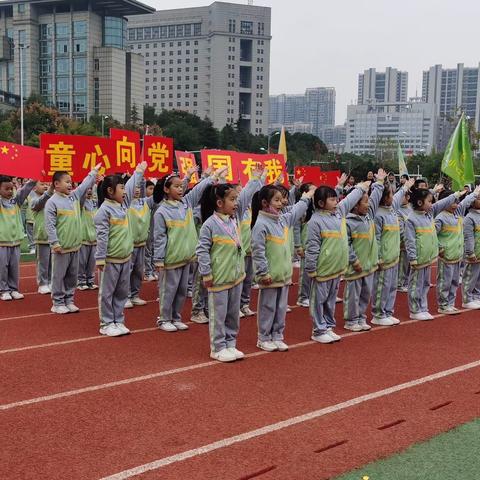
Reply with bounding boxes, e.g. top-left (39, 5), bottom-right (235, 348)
top-left (294, 166), bottom-right (340, 187)
top-left (0, 141), bottom-right (44, 179)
